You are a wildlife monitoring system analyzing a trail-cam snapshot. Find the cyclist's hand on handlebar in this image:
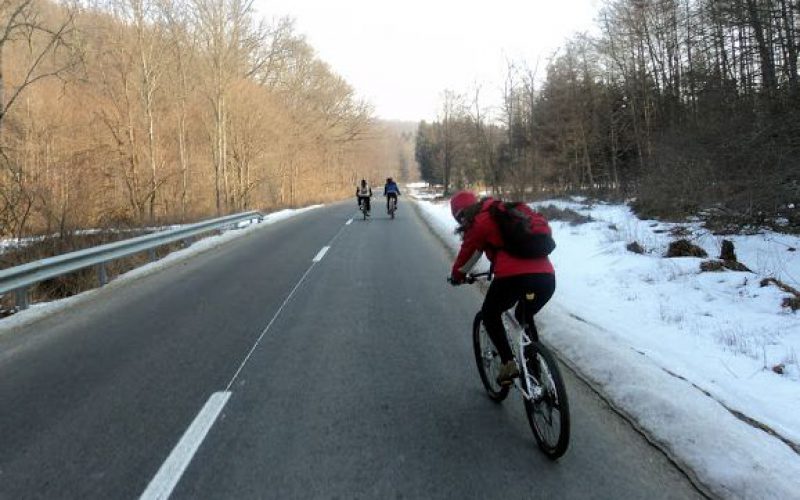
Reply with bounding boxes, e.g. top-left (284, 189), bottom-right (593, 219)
top-left (448, 272), bottom-right (466, 286)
